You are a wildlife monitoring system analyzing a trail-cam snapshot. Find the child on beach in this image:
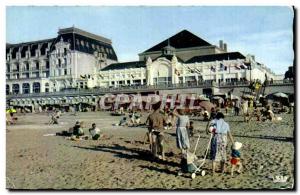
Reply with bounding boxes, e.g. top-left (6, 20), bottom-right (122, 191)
top-left (118, 117), bottom-right (128, 126)
top-left (230, 141), bottom-right (243, 176)
top-left (188, 121), bottom-right (194, 137)
top-left (89, 123), bottom-right (101, 140)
